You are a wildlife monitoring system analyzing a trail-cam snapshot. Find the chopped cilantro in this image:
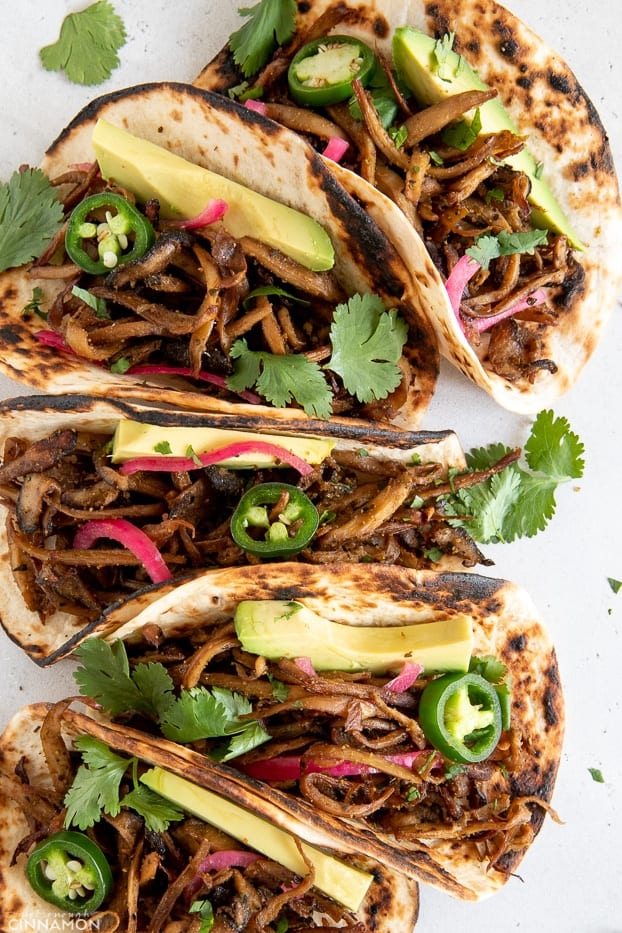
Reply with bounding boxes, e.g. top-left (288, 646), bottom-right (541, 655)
top-left (40, 1), bottom-right (126, 86)
top-left (608, 578), bottom-right (622, 594)
top-left (442, 109), bottom-right (482, 151)
top-left (442, 410), bottom-right (584, 543)
top-left (185, 444), bottom-right (203, 467)
top-left (229, 0), bottom-right (296, 78)
top-left (424, 547), bottom-right (444, 562)
top-left (190, 899), bottom-right (215, 933)
top-left (433, 32), bottom-right (457, 81)
top-left (469, 655), bottom-right (507, 683)
top-left (110, 357), bottom-right (131, 374)
top-left (588, 767), bottom-right (605, 783)
top-left (348, 60), bottom-right (406, 129)
top-left (243, 284), bottom-right (311, 309)
top-left (268, 673), bottom-right (289, 702)
top-left (405, 786), bottom-right (421, 802)
top-left (154, 440), bottom-right (173, 455)
top-left (389, 123), bottom-right (409, 148)
top-left (22, 286), bottom-right (47, 320)
top-left (485, 187), bottom-right (505, 204)
top-left (72, 285), bottom-right (109, 318)
top-left (0, 169), bottom-right (64, 273)
top-left (428, 150), bottom-right (444, 166)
